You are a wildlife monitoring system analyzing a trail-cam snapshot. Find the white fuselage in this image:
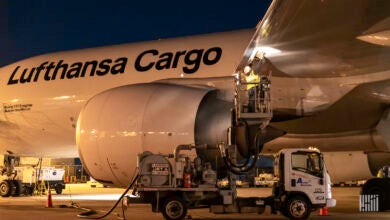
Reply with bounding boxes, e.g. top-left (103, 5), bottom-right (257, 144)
top-left (0, 30), bottom-right (253, 157)
top-left (0, 28), bottom-right (389, 158)
top-left (1, 0), bottom-right (389, 186)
